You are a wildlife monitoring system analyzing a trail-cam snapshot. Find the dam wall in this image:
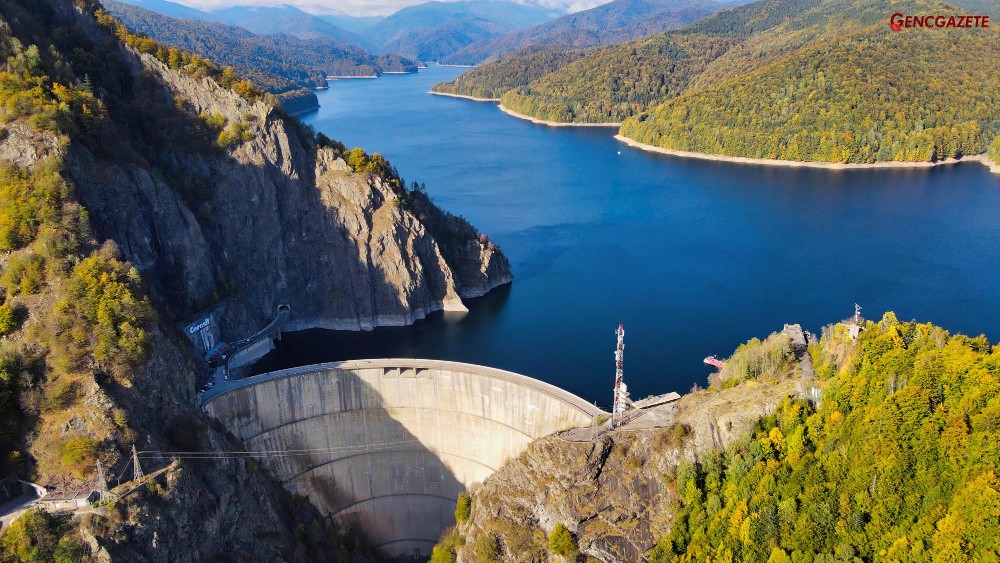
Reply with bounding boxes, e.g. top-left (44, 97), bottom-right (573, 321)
top-left (203, 359), bottom-right (604, 557)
